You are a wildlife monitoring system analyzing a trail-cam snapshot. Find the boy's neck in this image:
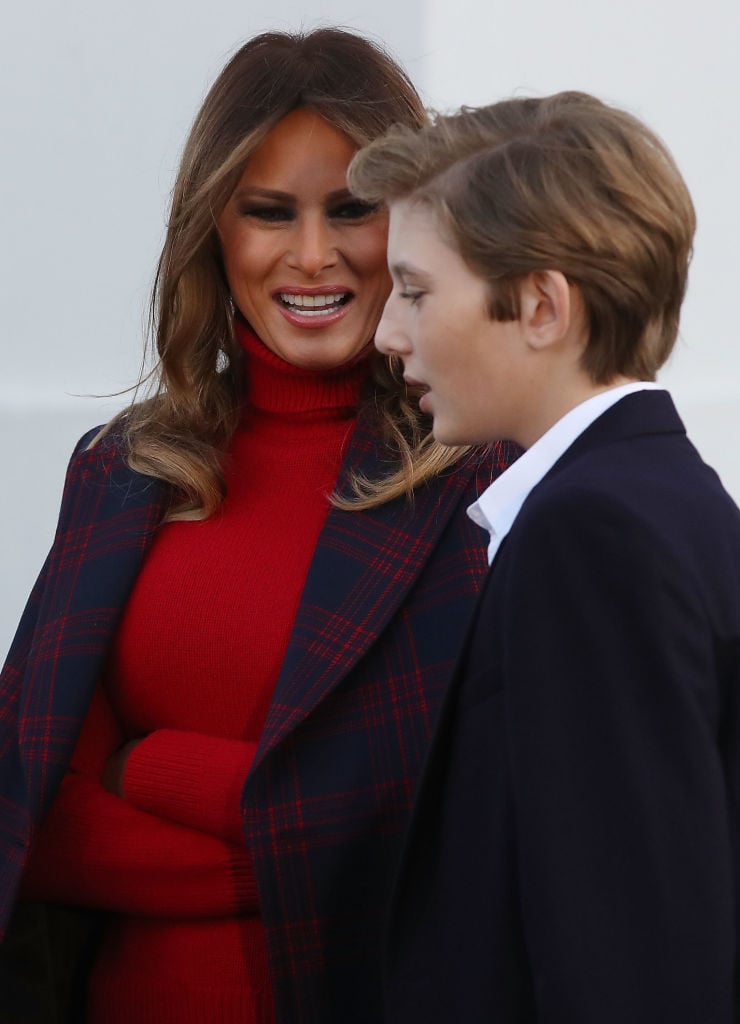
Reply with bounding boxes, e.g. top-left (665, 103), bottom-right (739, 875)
top-left (517, 373), bottom-right (639, 450)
